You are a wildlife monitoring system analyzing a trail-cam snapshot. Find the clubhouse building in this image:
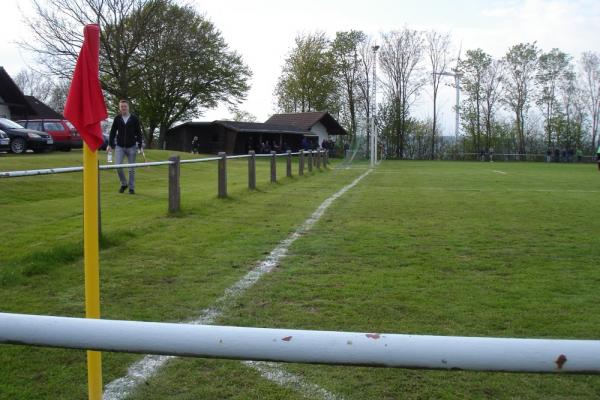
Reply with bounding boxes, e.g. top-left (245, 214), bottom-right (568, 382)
top-left (165, 111), bottom-right (347, 154)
